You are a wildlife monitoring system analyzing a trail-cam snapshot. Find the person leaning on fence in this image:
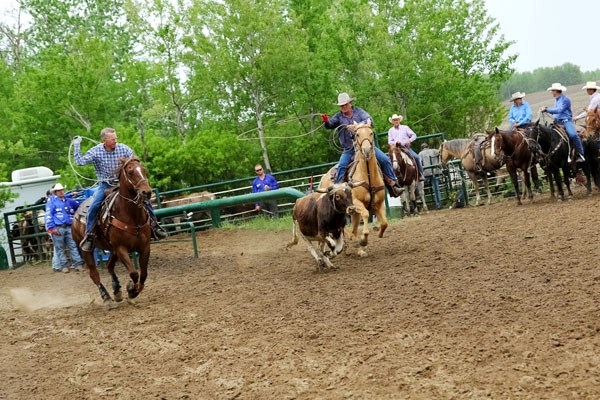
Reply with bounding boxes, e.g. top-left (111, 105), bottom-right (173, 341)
top-left (540, 83), bottom-right (585, 162)
top-left (251, 164), bottom-right (280, 218)
top-left (387, 113), bottom-right (424, 179)
top-left (508, 91), bottom-right (532, 130)
top-left (321, 92), bottom-right (403, 197)
top-left (72, 127), bottom-right (168, 252)
top-left (45, 183), bottom-right (84, 273)
top-left (574, 81), bottom-right (600, 123)
top-left (418, 142), bottom-right (443, 209)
